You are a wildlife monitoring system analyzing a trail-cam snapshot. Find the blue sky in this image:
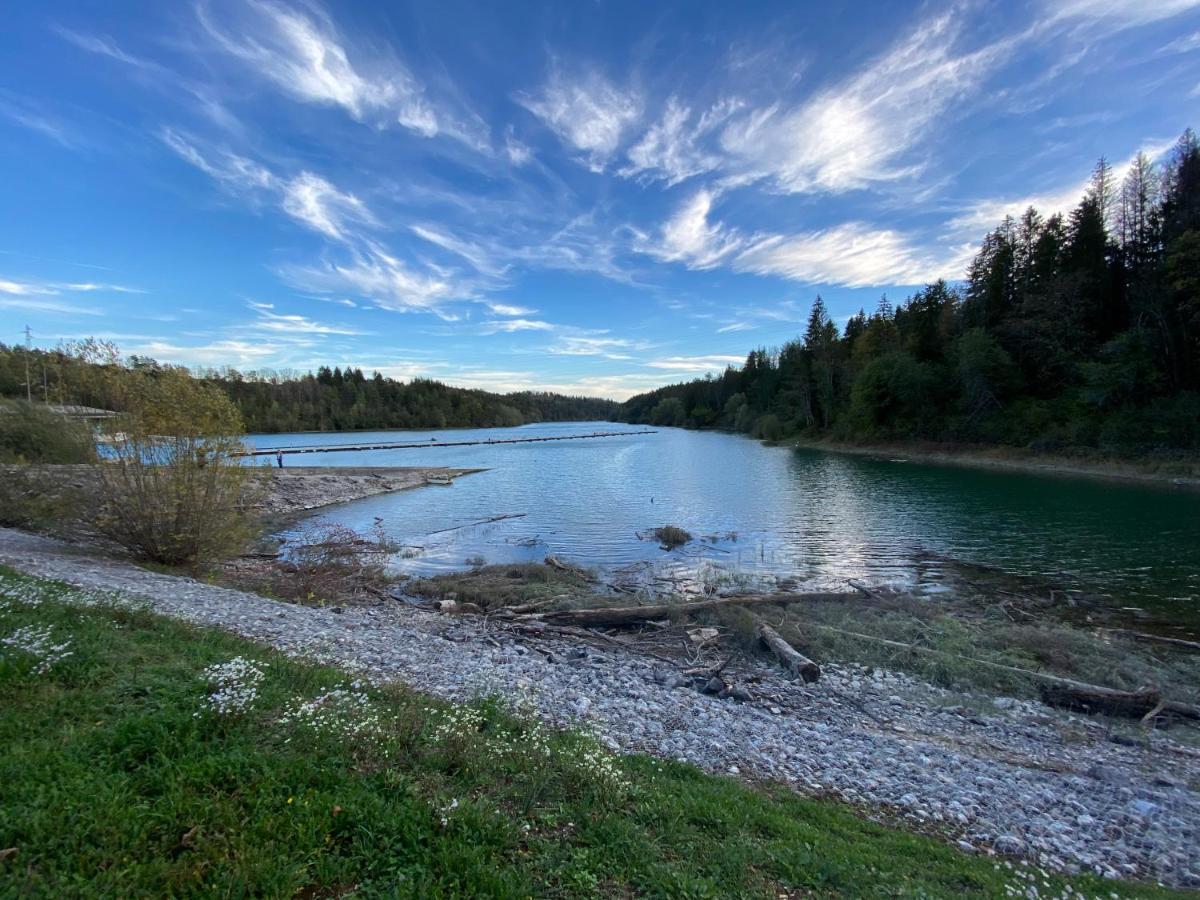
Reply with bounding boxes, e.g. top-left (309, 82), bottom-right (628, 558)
top-left (1, 0), bottom-right (1197, 399)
